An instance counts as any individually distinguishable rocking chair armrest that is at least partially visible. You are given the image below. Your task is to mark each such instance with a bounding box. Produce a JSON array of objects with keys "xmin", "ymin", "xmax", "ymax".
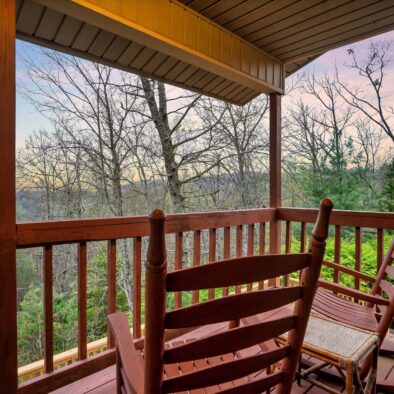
[
  {"xmin": 108, "ymin": 313, "xmax": 144, "ymax": 393},
  {"xmin": 318, "ymin": 279, "xmax": 389, "ymax": 306}
]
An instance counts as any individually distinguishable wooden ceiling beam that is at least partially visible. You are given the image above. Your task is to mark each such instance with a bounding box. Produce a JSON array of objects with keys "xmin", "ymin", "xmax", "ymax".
[{"xmin": 36, "ymin": 0, "xmax": 284, "ymax": 95}]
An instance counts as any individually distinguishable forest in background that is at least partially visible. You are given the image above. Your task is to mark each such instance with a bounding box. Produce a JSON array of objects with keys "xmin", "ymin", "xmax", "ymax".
[{"xmin": 16, "ymin": 40, "xmax": 394, "ymax": 367}]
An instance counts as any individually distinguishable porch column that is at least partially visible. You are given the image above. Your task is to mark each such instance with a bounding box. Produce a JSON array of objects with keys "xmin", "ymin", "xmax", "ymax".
[
  {"xmin": 269, "ymin": 93, "xmax": 282, "ymax": 257},
  {"xmin": 0, "ymin": 0, "xmax": 17, "ymax": 392}
]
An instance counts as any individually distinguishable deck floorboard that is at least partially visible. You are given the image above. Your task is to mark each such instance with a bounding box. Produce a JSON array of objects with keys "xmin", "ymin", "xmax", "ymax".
[{"xmin": 50, "ymin": 321, "xmax": 394, "ymax": 394}]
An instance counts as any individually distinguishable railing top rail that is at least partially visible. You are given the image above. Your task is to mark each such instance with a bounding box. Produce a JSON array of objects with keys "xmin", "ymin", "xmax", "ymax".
[
  {"xmin": 278, "ymin": 207, "xmax": 394, "ymax": 230},
  {"xmin": 16, "ymin": 208, "xmax": 275, "ymax": 248}
]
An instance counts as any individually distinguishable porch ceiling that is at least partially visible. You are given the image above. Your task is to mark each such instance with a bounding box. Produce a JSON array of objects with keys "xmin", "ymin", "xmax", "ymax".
[{"xmin": 16, "ymin": 0, "xmax": 394, "ymax": 105}]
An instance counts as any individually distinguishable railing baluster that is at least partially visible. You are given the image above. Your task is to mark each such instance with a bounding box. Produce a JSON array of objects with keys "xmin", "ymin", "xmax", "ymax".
[
  {"xmin": 284, "ymin": 221, "xmax": 292, "ymax": 286},
  {"xmin": 300, "ymin": 222, "xmax": 306, "ymax": 253},
  {"xmin": 235, "ymin": 224, "xmax": 242, "ymax": 294},
  {"xmin": 334, "ymin": 225, "xmax": 341, "ymax": 284},
  {"xmin": 192, "ymin": 230, "xmax": 201, "ymax": 304},
  {"xmin": 175, "ymin": 232, "xmax": 183, "ymax": 308},
  {"xmin": 208, "ymin": 228, "xmax": 216, "ymax": 300},
  {"xmin": 355, "ymin": 227, "xmax": 362, "ymax": 301},
  {"xmin": 222, "ymin": 226, "xmax": 230, "ymax": 296},
  {"xmin": 377, "ymin": 228, "xmax": 384, "ymax": 272},
  {"xmin": 107, "ymin": 239, "xmax": 116, "ymax": 348},
  {"xmin": 78, "ymin": 242, "xmax": 87, "ymax": 360},
  {"xmin": 247, "ymin": 224, "xmax": 254, "ymax": 291},
  {"xmin": 133, "ymin": 237, "xmax": 142, "ymax": 338},
  {"xmin": 44, "ymin": 245, "xmax": 53, "ymax": 373},
  {"xmin": 259, "ymin": 222, "xmax": 266, "ymax": 290}
]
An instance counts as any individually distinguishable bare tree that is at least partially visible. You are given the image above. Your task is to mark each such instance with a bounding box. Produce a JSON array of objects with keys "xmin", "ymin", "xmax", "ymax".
[
  {"xmin": 139, "ymin": 78, "xmax": 223, "ymax": 212},
  {"xmin": 197, "ymin": 96, "xmax": 269, "ymax": 208},
  {"xmin": 335, "ymin": 41, "xmax": 394, "ymax": 143},
  {"xmin": 20, "ymin": 49, "xmax": 152, "ymax": 311}
]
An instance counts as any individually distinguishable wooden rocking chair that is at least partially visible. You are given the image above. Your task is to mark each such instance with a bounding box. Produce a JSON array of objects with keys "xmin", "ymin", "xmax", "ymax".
[
  {"xmin": 108, "ymin": 199, "xmax": 333, "ymax": 394},
  {"xmin": 312, "ymin": 237, "xmax": 394, "ymax": 378}
]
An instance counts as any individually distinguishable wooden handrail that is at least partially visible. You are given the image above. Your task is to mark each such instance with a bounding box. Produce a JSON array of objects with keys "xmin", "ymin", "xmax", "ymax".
[
  {"xmin": 16, "ymin": 208, "xmax": 275, "ymax": 247},
  {"xmin": 277, "ymin": 207, "xmax": 394, "ymax": 229},
  {"xmin": 16, "ymin": 206, "xmax": 394, "ymax": 393}
]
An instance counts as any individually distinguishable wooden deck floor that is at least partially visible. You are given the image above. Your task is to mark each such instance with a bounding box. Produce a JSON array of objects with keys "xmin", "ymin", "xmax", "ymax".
[{"xmin": 52, "ymin": 321, "xmax": 394, "ymax": 394}]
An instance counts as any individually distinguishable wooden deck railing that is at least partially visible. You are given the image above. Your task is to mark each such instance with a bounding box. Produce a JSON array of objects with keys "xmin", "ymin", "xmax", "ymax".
[
  {"xmin": 16, "ymin": 208, "xmax": 275, "ymax": 394},
  {"xmin": 278, "ymin": 208, "xmax": 394, "ymax": 292},
  {"xmin": 16, "ymin": 207, "xmax": 394, "ymax": 393}
]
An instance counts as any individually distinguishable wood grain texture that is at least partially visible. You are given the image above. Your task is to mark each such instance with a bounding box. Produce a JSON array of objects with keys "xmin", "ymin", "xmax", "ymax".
[
  {"xmin": 163, "ymin": 346, "xmax": 290, "ymax": 392},
  {"xmin": 107, "ymin": 240, "xmax": 117, "ymax": 348},
  {"xmin": 16, "ymin": 208, "xmax": 275, "ymax": 247},
  {"xmin": 78, "ymin": 242, "xmax": 87, "ymax": 360},
  {"xmin": 44, "ymin": 245, "xmax": 54, "ymax": 373},
  {"xmin": 166, "ymin": 254, "xmax": 310, "ymax": 291},
  {"xmin": 269, "ymin": 93, "xmax": 281, "ymax": 287},
  {"xmin": 0, "ymin": 0, "xmax": 17, "ymax": 391},
  {"xmin": 133, "ymin": 237, "xmax": 142, "ymax": 338},
  {"xmin": 164, "ymin": 315, "xmax": 296, "ymax": 363},
  {"xmin": 165, "ymin": 286, "xmax": 303, "ymax": 329}
]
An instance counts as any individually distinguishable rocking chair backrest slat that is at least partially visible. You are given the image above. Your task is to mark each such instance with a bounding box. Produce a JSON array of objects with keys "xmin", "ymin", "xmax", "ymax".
[
  {"xmin": 163, "ymin": 314, "xmax": 297, "ymax": 363},
  {"xmin": 164, "ymin": 286, "xmax": 303, "ymax": 329},
  {"xmin": 114, "ymin": 199, "xmax": 333, "ymax": 394},
  {"xmin": 166, "ymin": 253, "xmax": 311, "ymax": 291}
]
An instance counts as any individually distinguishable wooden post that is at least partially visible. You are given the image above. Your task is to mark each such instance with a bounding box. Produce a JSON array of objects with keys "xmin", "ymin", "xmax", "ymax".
[
  {"xmin": 269, "ymin": 93, "xmax": 282, "ymax": 286},
  {"xmin": 144, "ymin": 210, "xmax": 167, "ymax": 394},
  {"xmin": 0, "ymin": 0, "xmax": 17, "ymax": 392}
]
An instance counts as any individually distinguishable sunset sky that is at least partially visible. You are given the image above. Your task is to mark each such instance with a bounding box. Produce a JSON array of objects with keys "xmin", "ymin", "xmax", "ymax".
[{"xmin": 15, "ymin": 30, "xmax": 394, "ymax": 148}]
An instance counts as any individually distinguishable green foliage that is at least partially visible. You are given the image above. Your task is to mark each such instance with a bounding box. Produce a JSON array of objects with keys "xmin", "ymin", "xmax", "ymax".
[
  {"xmin": 17, "ymin": 246, "xmax": 129, "ymax": 367},
  {"xmin": 380, "ymin": 158, "xmax": 394, "ymax": 212}
]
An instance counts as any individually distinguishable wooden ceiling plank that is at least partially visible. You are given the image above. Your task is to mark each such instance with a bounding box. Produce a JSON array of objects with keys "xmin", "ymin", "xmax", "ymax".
[
  {"xmin": 185, "ymin": 68, "xmax": 209, "ymax": 86},
  {"xmin": 35, "ymin": 8, "xmax": 65, "ymax": 41},
  {"xmin": 185, "ymin": 0, "xmax": 222, "ymax": 13},
  {"xmin": 87, "ymin": 30, "xmax": 116, "ymax": 57},
  {"xmin": 202, "ymin": 0, "xmax": 245, "ymax": 20},
  {"xmin": 237, "ymin": 88, "xmax": 258, "ymax": 104},
  {"xmin": 281, "ymin": 13, "xmax": 394, "ymax": 63},
  {"xmin": 250, "ymin": 0, "xmax": 355, "ymax": 46},
  {"xmin": 274, "ymin": 5, "xmax": 394, "ymax": 59},
  {"xmin": 16, "ymin": 0, "xmax": 45, "ymax": 35},
  {"xmin": 54, "ymin": 16, "xmax": 83, "ymax": 47},
  {"xmin": 164, "ymin": 61, "xmax": 190, "ymax": 81},
  {"xmin": 72, "ymin": 23, "xmax": 100, "ymax": 52},
  {"xmin": 154, "ymin": 57, "xmax": 181, "ymax": 77},
  {"xmin": 16, "ymin": 0, "xmax": 24, "ymax": 19},
  {"xmin": 202, "ymin": 75, "xmax": 225, "ymax": 92},
  {"xmin": 193, "ymin": 72, "xmax": 217, "ymax": 89},
  {"xmin": 142, "ymin": 52, "xmax": 169, "ymax": 74},
  {"xmin": 102, "ymin": 35, "xmax": 130, "ymax": 61},
  {"xmin": 117, "ymin": 41, "xmax": 144, "ymax": 66},
  {"xmin": 175, "ymin": 64, "xmax": 200, "ymax": 84},
  {"xmin": 225, "ymin": 84, "xmax": 248, "ymax": 101},
  {"xmin": 259, "ymin": 0, "xmax": 388, "ymax": 52},
  {"xmin": 129, "ymin": 46, "xmax": 157, "ymax": 70},
  {"xmin": 232, "ymin": 0, "xmax": 322, "ymax": 38},
  {"xmin": 211, "ymin": 78, "xmax": 233, "ymax": 95},
  {"xmin": 223, "ymin": 0, "xmax": 298, "ymax": 33}
]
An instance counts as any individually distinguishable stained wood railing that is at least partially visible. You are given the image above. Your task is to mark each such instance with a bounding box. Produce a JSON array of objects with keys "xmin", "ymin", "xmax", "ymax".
[
  {"xmin": 16, "ymin": 208, "xmax": 274, "ymax": 394},
  {"xmin": 277, "ymin": 208, "xmax": 394, "ymax": 293},
  {"xmin": 16, "ymin": 207, "xmax": 394, "ymax": 393}
]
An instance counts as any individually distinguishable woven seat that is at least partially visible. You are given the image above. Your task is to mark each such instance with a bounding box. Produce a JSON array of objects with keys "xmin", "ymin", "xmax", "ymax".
[{"xmin": 311, "ymin": 238, "xmax": 394, "ymax": 378}]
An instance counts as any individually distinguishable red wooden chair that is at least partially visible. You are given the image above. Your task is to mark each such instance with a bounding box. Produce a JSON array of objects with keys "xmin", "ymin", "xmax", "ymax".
[
  {"xmin": 312, "ymin": 238, "xmax": 394, "ymax": 378},
  {"xmin": 108, "ymin": 199, "xmax": 333, "ymax": 394}
]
